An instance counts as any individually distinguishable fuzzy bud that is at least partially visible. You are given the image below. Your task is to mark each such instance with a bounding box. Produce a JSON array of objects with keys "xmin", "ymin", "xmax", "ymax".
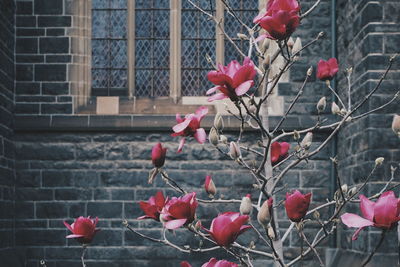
[
  {"xmin": 261, "ymin": 38, "xmax": 270, "ymax": 52},
  {"xmin": 340, "ymin": 108, "xmax": 347, "ymax": 115},
  {"xmin": 220, "ymin": 135, "xmax": 228, "ymax": 144},
  {"xmin": 257, "ymin": 198, "xmax": 273, "ymax": 228},
  {"xmin": 209, "ymin": 127, "xmax": 219, "ymax": 146},
  {"xmin": 307, "ymin": 66, "xmax": 313, "ymax": 76},
  {"xmin": 229, "ymin": 141, "xmax": 241, "ymax": 160},
  {"xmin": 267, "ymin": 225, "xmax": 275, "ymax": 240},
  {"xmin": 237, "ymin": 33, "xmax": 248, "ymax": 40},
  {"xmin": 293, "ymin": 130, "xmax": 300, "ymax": 141},
  {"xmin": 287, "ymin": 37, "xmax": 295, "ymax": 49},
  {"xmin": 292, "ymin": 37, "xmax": 302, "ymax": 55},
  {"xmin": 214, "ymin": 113, "xmax": 224, "ymax": 131},
  {"xmin": 341, "ymin": 184, "xmax": 348, "ymax": 194},
  {"xmin": 194, "ymin": 220, "xmax": 202, "ymax": 231},
  {"xmin": 392, "ymin": 114, "xmax": 400, "ymax": 137},
  {"xmin": 300, "ymin": 132, "xmax": 313, "ymax": 149},
  {"xmin": 263, "ymin": 54, "xmax": 271, "ymax": 69},
  {"xmin": 317, "ymin": 97, "xmax": 326, "ymax": 113},
  {"xmin": 240, "ymin": 194, "xmax": 253, "ymax": 215},
  {"xmin": 348, "ymin": 186, "xmax": 357, "ymax": 196},
  {"xmin": 313, "ymin": 211, "xmax": 320, "ymax": 220},
  {"xmin": 204, "ymin": 175, "xmax": 217, "ymax": 197},
  {"xmin": 331, "ymin": 102, "xmax": 341, "ymax": 115},
  {"xmin": 375, "ymin": 157, "xmax": 384, "ymax": 166}
]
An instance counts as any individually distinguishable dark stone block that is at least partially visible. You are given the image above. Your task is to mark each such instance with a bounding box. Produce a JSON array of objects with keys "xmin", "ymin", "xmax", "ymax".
[
  {"xmin": 16, "ymin": 15, "xmax": 36, "ymax": 27},
  {"xmin": 16, "ymin": 28, "xmax": 45, "ymax": 36},
  {"xmin": 16, "ymin": 82, "xmax": 40, "ymax": 95},
  {"xmin": 34, "ymin": 0, "xmax": 63, "ymax": 15},
  {"xmin": 87, "ymin": 202, "xmax": 122, "ymax": 218},
  {"xmin": 46, "ymin": 55, "xmax": 71, "ymax": 63},
  {"xmin": 16, "ymin": 143, "xmax": 75, "ymax": 160},
  {"xmin": 15, "ymin": 103, "xmax": 39, "ymax": 114},
  {"xmin": 36, "ymin": 202, "xmax": 68, "ymax": 218},
  {"xmin": 43, "ymin": 171, "xmax": 73, "ymax": 187},
  {"xmin": 42, "ymin": 82, "xmax": 69, "ymax": 95},
  {"xmin": 16, "ymin": 64, "xmax": 33, "ymax": 81},
  {"xmin": 40, "ymin": 37, "xmax": 69, "ymax": 53},
  {"xmin": 46, "ymin": 28, "xmax": 65, "ymax": 36},
  {"xmin": 17, "ymin": 1, "xmax": 33, "ymax": 15},
  {"xmin": 16, "ymin": 229, "xmax": 65, "ymax": 246},
  {"xmin": 16, "ymin": 38, "xmax": 37, "ymax": 53},
  {"xmin": 16, "ymin": 55, "xmax": 44, "ymax": 63},
  {"xmin": 35, "ymin": 64, "xmax": 66, "ymax": 81},
  {"xmin": 55, "ymin": 188, "xmax": 92, "ymax": 200},
  {"xmin": 41, "ymin": 103, "xmax": 72, "ymax": 114},
  {"xmin": 38, "ymin": 16, "xmax": 71, "ymax": 27}
]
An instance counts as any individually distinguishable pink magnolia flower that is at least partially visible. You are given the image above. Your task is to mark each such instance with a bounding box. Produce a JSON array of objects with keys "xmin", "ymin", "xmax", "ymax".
[
  {"xmin": 138, "ymin": 191, "xmax": 167, "ymax": 222},
  {"xmin": 203, "ymin": 212, "xmax": 251, "ymax": 247},
  {"xmin": 63, "ymin": 216, "xmax": 100, "ymax": 244},
  {"xmin": 316, "ymin": 58, "xmax": 339, "ymax": 81},
  {"xmin": 151, "ymin": 143, "xmax": 167, "ymax": 168},
  {"xmin": 285, "ymin": 190, "xmax": 312, "ymax": 222},
  {"xmin": 172, "ymin": 106, "xmax": 208, "ymax": 152},
  {"xmin": 181, "ymin": 259, "xmax": 238, "ymax": 267},
  {"xmin": 206, "ymin": 57, "xmax": 256, "ymax": 102},
  {"xmin": 161, "ymin": 192, "xmax": 198, "ymax": 230},
  {"xmin": 341, "ymin": 191, "xmax": 400, "ymax": 240},
  {"xmin": 204, "ymin": 175, "xmax": 217, "ymax": 197},
  {"xmin": 254, "ymin": 0, "xmax": 300, "ymax": 40},
  {"xmin": 271, "ymin": 141, "xmax": 290, "ymax": 165}
]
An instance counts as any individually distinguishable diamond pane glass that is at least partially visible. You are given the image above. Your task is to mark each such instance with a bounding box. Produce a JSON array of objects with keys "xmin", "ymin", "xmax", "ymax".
[
  {"xmin": 153, "ymin": 70, "xmax": 169, "ymax": 96},
  {"xmin": 135, "ymin": 69, "xmax": 152, "ymax": 97},
  {"xmin": 153, "ymin": 10, "xmax": 170, "ymax": 37},
  {"xmin": 135, "ymin": 11, "xmax": 152, "ymax": 37},
  {"xmin": 135, "ymin": 40, "xmax": 152, "ymax": 67},
  {"xmin": 154, "ymin": 39, "xmax": 169, "ymax": 67},
  {"xmin": 92, "ymin": 0, "xmax": 128, "ymax": 96}
]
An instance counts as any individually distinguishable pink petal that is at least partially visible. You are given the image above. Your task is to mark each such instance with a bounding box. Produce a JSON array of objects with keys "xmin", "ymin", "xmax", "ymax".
[
  {"xmin": 63, "ymin": 221, "xmax": 74, "ymax": 233},
  {"xmin": 173, "ymin": 118, "xmax": 192, "ymax": 133},
  {"xmin": 234, "ymin": 80, "xmax": 253, "ymax": 96},
  {"xmin": 359, "ymin": 195, "xmax": 375, "ymax": 221},
  {"xmin": 177, "ymin": 137, "xmax": 186, "ymax": 153},
  {"xmin": 340, "ymin": 213, "xmax": 374, "ymax": 228},
  {"xmin": 206, "ymin": 86, "xmax": 221, "ymax": 95},
  {"xmin": 66, "ymin": 234, "xmax": 84, "ymax": 239},
  {"xmin": 351, "ymin": 227, "xmax": 366, "ymax": 241},
  {"xmin": 254, "ymin": 34, "xmax": 268, "ymax": 43},
  {"xmin": 194, "ymin": 128, "xmax": 207, "ymax": 144},
  {"xmin": 164, "ymin": 218, "xmax": 187, "ymax": 230},
  {"xmin": 374, "ymin": 191, "xmax": 398, "ymax": 228},
  {"xmin": 207, "ymin": 93, "xmax": 228, "ymax": 102},
  {"xmin": 195, "ymin": 106, "xmax": 209, "ymax": 121},
  {"xmin": 176, "ymin": 114, "xmax": 184, "ymax": 123}
]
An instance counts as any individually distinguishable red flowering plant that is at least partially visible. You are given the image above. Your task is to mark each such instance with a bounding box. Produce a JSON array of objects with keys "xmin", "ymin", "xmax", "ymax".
[{"xmin": 63, "ymin": 0, "xmax": 399, "ymax": 266}]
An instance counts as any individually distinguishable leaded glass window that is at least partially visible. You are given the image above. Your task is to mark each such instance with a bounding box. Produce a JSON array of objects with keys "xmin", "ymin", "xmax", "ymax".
[
  {"xmin": 135, "ymin": 0, "xmax": 170, "ymax": 98},
  {"xmin": 224, "ymin": 0, "xmax": 259, "ymax": 63},
  {"xmin": 92, "ymin": 0, "xmax": 128, "ymax": 96},
  {"xmin": 181, "ymin": 1, "xmax": 216, "ymax": 96}
]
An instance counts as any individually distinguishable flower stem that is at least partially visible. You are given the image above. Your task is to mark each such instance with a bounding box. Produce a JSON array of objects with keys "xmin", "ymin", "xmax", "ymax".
[
  {"xmin": 81, "ymin": 245, "xmax": 87, "ymax": 267},
  {"xmin": 361, "ymin": 230, "xmax": 386, "ymax": 267}
]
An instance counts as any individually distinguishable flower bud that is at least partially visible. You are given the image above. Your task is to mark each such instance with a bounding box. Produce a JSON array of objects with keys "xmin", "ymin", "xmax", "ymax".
[
  {"xmin": 392, "ymin": 114, "xmax": 400, "ymax": 137},
  {"xmin": 220, "ymin": 135, "xmax": 228, "ymax": 144},
  {"xmin": 331, "ymin": 102, "xmax": 341, "ymax": 115},
  {"xmin": 209, "ymin": 127, "xmax": 219, "ymax": 146},
  {"xmin": 292, "ymin": 37, "xmax": 302, "ymax": 55},
  {"xmin": 263, "ymin": 54, "xmax": 271, "ymax": 69},
  {"xmin": 300, "ymin": 132, "xmax": 313, "ymax": 149},
  {"xmin": 375, "ymin": 157, "xmax": 384, "ymax": 166},
  {"xmin": 317, "ymin": 97, "xmax": 326, "ymax": 113},
  {"xmin": 287, "ymin": 37, "xmax": 295, "ymax": 49},
  {"xmin": 229, "ymin": 141, "xmax": 241, "ymax": 159},
  {"xmin": 340, "ymin": 108, "xmax": 347, "ymax": 115},
  {"xmin": 261, "ymin": 38, "xmax": 270, "ymax": 52},
  {"xmin": 194, "ymin": 220, "xmax": 202, "ymax": 231},
  {"xmin": 267, "ymin": 225, "xmax": 275, "ymax": 239},
  {"xmin": 307, "ymin": 66, "xmax": 313, "ymax": 76},
  {"xmin": 204, "ymin": 175, "xmax": 217, "ymax": 197},
  {"xmin": 214, "ymin": 113, "xmax": 224, "ymax": 131},
  {"xmin": 257, "ymin": 198, "xmax": 273, "ymax": 228},
  {"xmin": 152, "ymin": 143, "xmax": 167, "ymax": 168},
  {"xmin": 237, "ymin": 33, "xmax": 248, "ymax": 40},
  {"xmin": 293, "ymin": 130, "xmax": 300, "ymax": 140},
  {"xmin": 341, "ymin": 184, "xmax": 348, "ymax": 194},
  {"xmin": 240, "ymin": 194, "xmax": 252, "ymax": 215}
]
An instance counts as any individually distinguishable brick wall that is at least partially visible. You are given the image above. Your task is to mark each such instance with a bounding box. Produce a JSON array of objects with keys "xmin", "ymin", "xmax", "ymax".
[
  {"xmin": 335, "ymin": 0, "xmax": 400, "ymax": 264},
  {"xmin": 0, "ymin": 0, "xmax": 16, "ymax": 265}
]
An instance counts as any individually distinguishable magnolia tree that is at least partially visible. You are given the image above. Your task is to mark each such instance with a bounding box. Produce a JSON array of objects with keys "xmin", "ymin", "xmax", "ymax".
[{"xmin": 59, "ymin": 0, "xmax": 400, "ymax": 267}]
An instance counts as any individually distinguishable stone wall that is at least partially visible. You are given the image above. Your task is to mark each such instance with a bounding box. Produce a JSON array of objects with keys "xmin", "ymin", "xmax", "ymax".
[
  {"xmin": 335, "ymin": 0, "xmax": 400, "ymax": 264},
  {"xmin": 0, "ymin": 0, "xmax": 16, "ymax": 265}
]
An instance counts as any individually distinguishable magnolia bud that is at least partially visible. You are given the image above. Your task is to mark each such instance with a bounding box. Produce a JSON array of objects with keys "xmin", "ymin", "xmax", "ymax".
[
  {"xmin": 340, "ymin": 108, "xmax": 347, "ymax": 115},
  {"xmin": 257, "ymin": 198, "xmax": 273, "ymax": 228},
  {"xmin": 237, "ymin": 33, "xmax": 248, "ymax": 40},
  {"xmin": 204, "ymin": 175, "xmax": 217, "ymax": 197},
  {"xmin": 307, "ymin": 66, "xmax": 313, "ymax": 76},
  {"xmin": 194, "ymin": 220, "xmax": 202, "ymax": 231},
  {"xmin": 300, "ymin": 132, "xmax": 313, "ymax": 149},
  {"xmin": 317, "ymin": 97, "xmax": 326, "ymax": 113},
  {"xmin": 375, "ymin": 157, "xmax": 384, "ymax": 166},
  {"xmin": 313, "ymin": 210, "xmax": 320, "ymax": 220},
  {"xmin": 229, "ymin": 141, "xmax": 241, "ymax": 159},
  {"xmin": 261, "ymin": 38, "xmax": 270, "ymax": 52},
  {"xmin": 293, "ymin": 130, "xmax": 300, "ymax": 140},
  {"xmin": 209, "ymin": 127, "xmax": 219, "ymax": 146},
  {"xmin": 392, "ymin": 114, "xmax": 400, "ymax": 137},
  {"xmin": 287, "ymin": 37, "xmax": 294, "ymax": 48},
  {"xmin": 240, "ymin": 194, "xmax": 253, "ymax": 215},
  {"xmin": 267, "ymin": 225, "xmax": 275, "ymax": 240},
  {"xmin": 220, "ymin": 135, "xmax": 228, "ymax": 144},
  {"xmin": 214, "ymin": 113, "xmax": 224, "ymax": 131},
  {"xmin": 292, "ymin": 37, "xmax": 302, "ymax": 55},
  {"xmin": 263, "ymin": 54, "xmax": 271, "ymax": 69},
  {"xmin": 249, "ymin": 104, "xmax": 257, "ymax": 115},
  {"xmin": 348, "ymin": 186, "xmax": 357, "ymax": 196},
  {"xmin": 341, "ymin": 184, "xmax": 348, "ymax": 194},
  {"xmin": 331, "ymin": 102, "xmax": 341, "ymax": 115}
]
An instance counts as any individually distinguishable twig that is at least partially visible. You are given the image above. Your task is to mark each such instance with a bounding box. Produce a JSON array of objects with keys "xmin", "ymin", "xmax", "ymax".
[
  {"xmin": 81, "ymin": 245, "xmax": 87, "ymax": 267},
  {"xmin": 361, "ymin": 230, "xmax": 386, "ymax": 267},
  {"xmin": 301, "ymin": 0, "xmax": 322, "ymax": 19}
]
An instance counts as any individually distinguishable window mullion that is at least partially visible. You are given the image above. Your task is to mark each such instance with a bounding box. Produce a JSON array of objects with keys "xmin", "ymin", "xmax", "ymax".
[
  {"xmin": 127, "ymin": 0, "xmax": 135, "ymax": 98},
  {"xmin": 170, "ymin": 0, "xmax": 181, "ymax": 102},
  {"xmin": 216, "ymin": 0, "xmax": 224, "ymax": 65}
]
